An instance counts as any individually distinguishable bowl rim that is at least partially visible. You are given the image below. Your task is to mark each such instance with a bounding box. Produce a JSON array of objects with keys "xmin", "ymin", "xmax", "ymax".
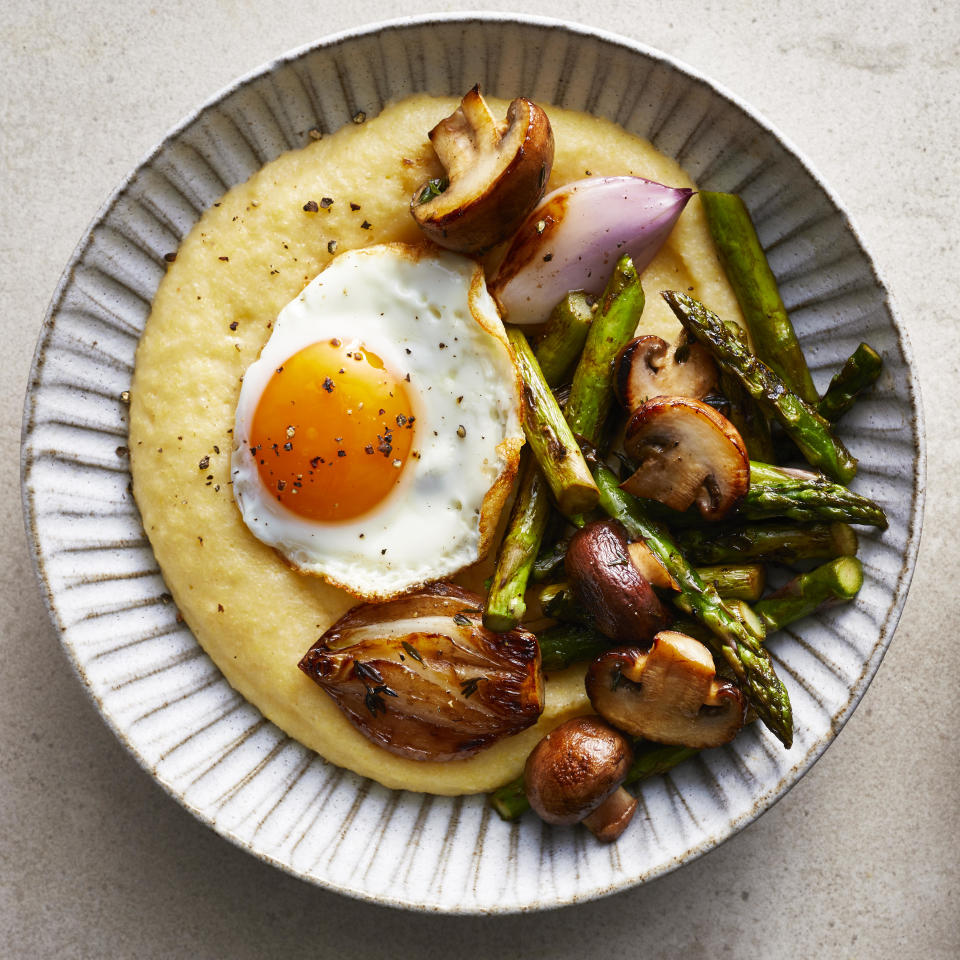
[{"xmin": 20, "ymin": 11, "xmax": 926, "ymax": 913}]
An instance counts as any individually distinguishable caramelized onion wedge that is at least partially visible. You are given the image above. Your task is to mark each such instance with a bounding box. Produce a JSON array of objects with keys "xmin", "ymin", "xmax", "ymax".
[
  {"xmin": 565, "ymin": 519, "xmax": 673, "ymax": 645},
  {"xmin": 621, "ymin": 397, "xmax": 749, "ymax": 520},
  {"xmin": 524, "ymin": 716, "xmax": 637, "ymax": 842},
  {"xmin": 490, "ymin": 176, "xmax": 692, "ymax": 326},
  {"xmin": 614, "ymin": 334, "xmax": 717, "ymax": 412},
  {"xmin": 298, "ymin": 583, "xmax": 543, "ymax": 761},
  {"xmin": 411, "ymin": 87, "xmax": 554, "ymax": 253},
  {"xmin": 586, "ymin": 632, "xmax": 746, "ymax": 749}
]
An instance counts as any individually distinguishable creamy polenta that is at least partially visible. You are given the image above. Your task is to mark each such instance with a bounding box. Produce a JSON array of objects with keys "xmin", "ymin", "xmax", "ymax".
[{"xmin": 129, "ymin": 95, "xmax": 744, "ymax": 795}]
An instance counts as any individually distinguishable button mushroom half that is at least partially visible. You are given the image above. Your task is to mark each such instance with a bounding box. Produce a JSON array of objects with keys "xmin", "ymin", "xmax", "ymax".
[
  {"xmin": 586, "ymin": 631, "xmax": 747, "ymax": 749},
  {"xmin": 614, "ymin": 334, "xmax": 717, "ymax": 412},
  {"xmin": 411, "ymin": 86, "xmax": 554, "ymax": 253},
  {"xmin": 564, "ymin": 519, "xmax": 673, "ymax": 646},
  {"xmin": 620, "ymin": 396, "xmax": 749, "ymax": 520},
  {"xmin": 524, "ymin": 716, "xmax": 638, "ymax": 842}
]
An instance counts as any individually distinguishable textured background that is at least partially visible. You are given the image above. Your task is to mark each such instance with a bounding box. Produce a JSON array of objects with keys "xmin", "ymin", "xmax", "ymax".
[{"xmin": 3, "ymin": 1, "xmax": 957, "ymax": 957}]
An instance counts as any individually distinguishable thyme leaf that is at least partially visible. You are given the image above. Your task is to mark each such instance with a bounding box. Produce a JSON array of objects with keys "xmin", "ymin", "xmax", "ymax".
[
  {"xmin": 417, "ymin": 177, "xmax": 449, "ymax": 204},
  {"xmin": 354, "ymin": 660, "xmax": 385, "ymax": 685},
  {"xmin": 401, "ymin": 641, "xmax": 423, "ymax": 664},
  {"xmin": 364, "ymin": 688, "xmax": 386, "ymax": 716}
]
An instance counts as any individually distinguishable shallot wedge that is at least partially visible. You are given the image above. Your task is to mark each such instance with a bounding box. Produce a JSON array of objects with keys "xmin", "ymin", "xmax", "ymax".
[
  {"xmin": 490, "ymin": 176, "xmax": 693, "ymax": 326},
  {"xmin": 298, "ymin": 583, "xmax": 543, "ymax": 761}
]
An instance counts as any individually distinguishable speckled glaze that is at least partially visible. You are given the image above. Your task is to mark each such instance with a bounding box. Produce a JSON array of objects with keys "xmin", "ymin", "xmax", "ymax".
[{"xmin": 20, "ymin": 15, "xmax": 924, "ymax": 913}]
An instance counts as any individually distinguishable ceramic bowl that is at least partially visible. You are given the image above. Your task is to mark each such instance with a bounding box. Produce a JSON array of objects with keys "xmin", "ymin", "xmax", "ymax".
[{"xmin": 21, "ymin": 14, "xmax": 924, "ymax": 913}]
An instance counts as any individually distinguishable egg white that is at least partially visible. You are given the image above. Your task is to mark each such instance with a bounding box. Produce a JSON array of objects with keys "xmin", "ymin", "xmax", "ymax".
[{"xmin": 231, "ymin": 243, "xmax": 524, "ymax": 599}]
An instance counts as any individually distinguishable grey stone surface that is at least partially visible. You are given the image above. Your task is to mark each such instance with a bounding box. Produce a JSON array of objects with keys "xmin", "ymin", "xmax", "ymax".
[{"xmin": 2, "ymin": 1, "xmax": 957, "ymax": 956}]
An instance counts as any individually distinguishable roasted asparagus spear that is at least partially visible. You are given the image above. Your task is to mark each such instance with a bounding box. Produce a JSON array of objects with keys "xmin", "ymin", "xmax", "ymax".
[
  {"xmin": 677, "ymin": 521, "xmax": 858, "ymax": 565},
  {"xmin": 506, "ymin": 328, "xmax": 599, "ymax": 516},
  {"xmin": 817, "ymin": 342, "xmax": 883, "ymax": 422},
  {"xmin": 700, "ymin": 190, "xmax": 818, "ymax": 403},
  {"xmin": 663, "ymin": 290, "xmax": 857, "ymax": 484},
  {"xmin": 744, "ymin": 461, "xmax": 887, "ymax": 528},
  {"xmin": 755, "ymin": 556, "xmax": 863, "ymax": 632},
  {"xmin": 565, "ymin": 255, "xmax": 645, "ymax": 448}
]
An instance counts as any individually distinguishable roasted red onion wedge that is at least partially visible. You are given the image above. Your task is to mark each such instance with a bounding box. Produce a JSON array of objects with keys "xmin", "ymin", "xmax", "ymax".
[
  {"xmin": 298, "ymin": 583, "xmax": 544, "ymax": 761},
  {"xmin": 621, "ymin": 397, "xmax": 749, "ymax": 520},
  {"xmin": 586, "ymin": 632, "xmax": 746, "ymax": 749},
  {"xmin": 489, "ymin": 176, "xmax": 693, "ymax": 326}
]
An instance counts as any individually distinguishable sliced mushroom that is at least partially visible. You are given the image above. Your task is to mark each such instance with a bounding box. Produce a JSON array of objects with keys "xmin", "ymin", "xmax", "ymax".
[
  {"xmin": 298, "ymin": 583, "xmax": 543, "ymax": 761},
  {"xmin": 586, "ymin": 631, "xmax": 746, "ymax": 749},
  {"xmin": 524, "ymin": 716, "xmax": 638, "ymax": 842},
  {"xmin": 621, "ymin": 397, "xmax": 749, "ymax": 520},
  {"xmin": 565, "ymin": 519, "xmax": 673, "ymax": 646},
  {"xmin": 626, "ymin": 540, "xmax": 679, "ymax": 591},
  {"xmin": 410, "ymin": 87, "xmax": 554, "ymax": 253},
  {"xmin": 614, "ymin": 334, "xmax": 717, "ymax": 412}
]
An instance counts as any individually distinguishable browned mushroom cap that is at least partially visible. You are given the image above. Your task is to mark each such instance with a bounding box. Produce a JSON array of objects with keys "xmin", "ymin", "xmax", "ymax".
[
  {"xmin": 565, "ymin": 519, "xmax": 673, "ymax": 645},
  {"xmin": 586, "ymin": 632, "xmax": 747, "ymax": 749},
  {"xmin": 614, "ymin": 334, "xmax": 717, "ymax": 412},
  {"xmin": 621, "ymin": 397, "xmax": 749, "ymax": 520},
  {"xmin": 524, "ymin": 716, "xmax": 638, "ymax": 842},
  {"xmin": 410, "ymin": 87, "xmax": 554, "ymax": 253}
]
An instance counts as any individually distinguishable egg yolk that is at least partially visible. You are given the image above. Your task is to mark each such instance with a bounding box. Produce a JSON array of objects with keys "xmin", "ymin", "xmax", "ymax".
[{"xmin": 249, "ymin": 339, "xmax": 416, "ymax": 522}]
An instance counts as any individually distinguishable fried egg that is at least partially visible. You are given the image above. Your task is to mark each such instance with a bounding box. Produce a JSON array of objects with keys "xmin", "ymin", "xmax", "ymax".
[{"xmin": 231, "ymin": 243, "xmax": 524, "ymax": 600}]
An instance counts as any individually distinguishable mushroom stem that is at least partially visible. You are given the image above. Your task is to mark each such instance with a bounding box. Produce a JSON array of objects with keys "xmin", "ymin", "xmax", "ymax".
[{"xmin": 582, "ymin": 786, "xmax": 638, "ymax": 842}]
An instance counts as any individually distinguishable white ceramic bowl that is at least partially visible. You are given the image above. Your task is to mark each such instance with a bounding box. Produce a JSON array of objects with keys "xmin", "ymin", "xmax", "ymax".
[{"xmin": 21, "ymin": 14, "xmax": 924, "ymax": 913}]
